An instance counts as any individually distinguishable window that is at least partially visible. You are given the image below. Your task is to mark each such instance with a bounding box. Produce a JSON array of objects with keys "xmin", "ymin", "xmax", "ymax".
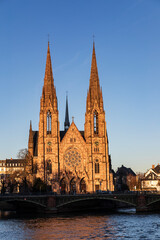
[
  {"xmin": 47, "ymin": 147, "xmax": 52, "ymax": 152},
  {"xmin": 94, "ymin": 111, "xmax": 98, "ymax": 134},
  {"xmin": 95, "ymin": 160, "xmax": 99, "ymax": 174},
  {"xmin": 33, "ymin": 162, "xmax": 38, "ymax": 174},
  {"xmin": 70, "ymin": 138, "xmax": 76, "ymax": 143},
  {"xmin": 46, "ymin": 160, "xmax": 52, "ymax": 174},
  {"xmin": 94, "ymin": 147, "xmax": 99, "ymax": 152},
  {"xmin": 64, "ymin": 148, "xmax": 81, "ymax": 168},
  {"xmin": 47, "ymin": 111, "xmax": 52, "ymax": 134}
]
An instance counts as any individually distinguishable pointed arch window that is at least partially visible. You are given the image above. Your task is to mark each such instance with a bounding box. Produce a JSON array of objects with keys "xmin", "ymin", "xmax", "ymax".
[
  {"xmin": 94, "ymin": 111, "xmax": 98, "ymax": 134},
  {"xmin": 95, "ymin": 159, "xmax": 99, "ymax": 174},
  {"xmin": 46, "ymin": 160, "xmax": 52, "ymax": 174},
  {"xmin": 47, "ymin": 111, "xmax": 52, "ymax": 134}
]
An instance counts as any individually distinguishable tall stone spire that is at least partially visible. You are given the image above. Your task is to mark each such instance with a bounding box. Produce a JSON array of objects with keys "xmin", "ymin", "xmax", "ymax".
[
  {"xmin": 86, "ymin": 42, "xmax": 103, "ymax": 112},
  {"xmin": 44, "ymin": 41, "xmax": 54, "ymax": 84},
  {"xmin": 64, "ymin": 93, "xmax": 70, "ymax": 131},
  {"xmin": 38, "ymin": 42, "xmax": 60, "ymax": 180},
  {"xmin": 41, "ymin": 42, "xmax": 57, "ymax": 110}
]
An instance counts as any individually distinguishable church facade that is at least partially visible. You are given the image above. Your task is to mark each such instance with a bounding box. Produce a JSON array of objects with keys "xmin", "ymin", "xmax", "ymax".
[{"xmin": 28, "ymin": 42, "xmax": 114, "ymax": 193}]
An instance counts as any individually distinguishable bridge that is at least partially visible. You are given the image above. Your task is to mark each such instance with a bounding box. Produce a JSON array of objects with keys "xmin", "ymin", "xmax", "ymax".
[{"xmin": 0, "ymin": 193, "xmax": 160, "ymax": 213}]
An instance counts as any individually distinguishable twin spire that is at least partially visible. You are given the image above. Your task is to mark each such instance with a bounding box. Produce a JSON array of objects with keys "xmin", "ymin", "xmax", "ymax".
[{"xmin": 41, "ymin": 41, "xmax": 103, "ymax": 124}]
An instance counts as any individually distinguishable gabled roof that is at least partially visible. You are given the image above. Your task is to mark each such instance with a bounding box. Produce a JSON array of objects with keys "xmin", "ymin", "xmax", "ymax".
[
  {"xmin": 60, "ymin": 121, "xmax": 86, "ymax": 146},
  {"xmin": 60, "ymin": 130, "xmax": 85, "ymax": 141},
  {"xmin": 154, "ymin": 165, "xmax": 160, "ymax": 174},
  {"xmin": 144, "ymin": 165, "xmax": 160, "ymax": 178},
  {"xmin": 116, "ymin": 165, "xmax": 136, "ymax": 176}
]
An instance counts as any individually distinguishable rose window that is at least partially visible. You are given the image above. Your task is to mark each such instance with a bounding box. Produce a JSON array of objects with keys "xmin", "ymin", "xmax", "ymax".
[{"xmin": 64, "ymin": 148, "xmax": 81, "ymax": 168}]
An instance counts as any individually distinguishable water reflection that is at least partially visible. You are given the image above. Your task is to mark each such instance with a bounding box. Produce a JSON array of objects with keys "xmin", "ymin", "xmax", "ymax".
[{"xmin": 0, "ymin": 210, "xmax": 160, "ymax": 239}]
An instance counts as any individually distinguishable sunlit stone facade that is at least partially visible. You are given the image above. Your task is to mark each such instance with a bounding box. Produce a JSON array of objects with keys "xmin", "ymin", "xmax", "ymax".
[{"xmin": 28, "ymin": 42, "xmax": 114, "ymax": 193}]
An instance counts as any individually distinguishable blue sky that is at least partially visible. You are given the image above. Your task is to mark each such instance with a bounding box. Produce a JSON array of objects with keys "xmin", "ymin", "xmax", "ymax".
[{"xmin": 0, "ymin": 0, "xmax": 160, "ymax": 173}]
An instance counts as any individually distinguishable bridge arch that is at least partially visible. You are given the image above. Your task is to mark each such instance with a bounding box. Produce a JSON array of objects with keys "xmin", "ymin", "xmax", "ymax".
[
  {"xmin": 56, "ymin": 195, "xmax": 136, "ymax": 210},
  {"xmin": 2, "ymin": 199, "xmax": 47, "ymax": 213},
  {"xmin": 146, "ymin": 198, "xmax": 160, "ymax": 207}
]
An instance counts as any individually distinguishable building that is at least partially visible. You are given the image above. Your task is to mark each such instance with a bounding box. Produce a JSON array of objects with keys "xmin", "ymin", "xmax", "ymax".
[
  {"xmin": 141, "ymin": 164, "xmax": 160, "ymax": 192},
  {"xmin": 28, "ymin": 42, "xmax": 114, "ymax": 193},
  {"xmin": 0, "ymin": 159, "xmax": 25, "ymax": 192},
  {"xmin": 115, "ymin": 165, "xmax": 137, "ymax": 191},
  {"xmin": 0, "ymin": 159, "xmax": 25, "ymax": 178}
]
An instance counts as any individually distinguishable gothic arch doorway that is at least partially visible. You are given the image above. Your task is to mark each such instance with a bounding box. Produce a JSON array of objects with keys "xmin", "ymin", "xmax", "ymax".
[
  {"xmin": 80, "ymin": 178, "xmax": 86, "ymax": 193},
  {"xmin": 70, "ymin": 178, "xmax": 76, "ymax": 194},
  {"xmin": 60, "ymin": 178, "xmax": 66, "ymax": 194}
]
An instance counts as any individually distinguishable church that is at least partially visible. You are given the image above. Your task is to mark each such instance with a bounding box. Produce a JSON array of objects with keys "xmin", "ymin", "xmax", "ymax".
[{"xmin": 28, "ymin": 42, "xmax": 114, "ymax": 193}]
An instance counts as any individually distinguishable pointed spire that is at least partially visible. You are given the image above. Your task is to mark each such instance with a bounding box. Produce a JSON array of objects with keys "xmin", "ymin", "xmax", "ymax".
[
  {"xmin": 64, "ymin": 93, "xmax": 70, "ymax": 131},
  {"xmin": 44, "ymin": 41, "xmax": 54, "ymax": 84},
  {"xmin": 41, "ymin": 42, "xmax": 57, "ymax": 110},
  {"xmin": 86, "ymin": 42, "xmax": 104, "ymax": 111},
  {"xmin": 89, "ymin": 41, "xmax": 99, "ymax": 90}
]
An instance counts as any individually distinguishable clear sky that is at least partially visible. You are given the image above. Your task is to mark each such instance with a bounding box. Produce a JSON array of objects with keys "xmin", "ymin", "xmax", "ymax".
[{"xmin": 0, "ymin": 0, "xmax": 160, "ymax": 173}]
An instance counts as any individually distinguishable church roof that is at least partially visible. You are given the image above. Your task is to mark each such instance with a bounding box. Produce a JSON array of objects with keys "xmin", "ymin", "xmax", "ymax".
[
  {"xmin": 60, "ymin": 131, "xmax": 66, "ymax": 141},
  {"xmin": 60, "ymin": 130, "xmax": 85, "ymax": 141},
  {"xmin": 33, "ymin": 131, "xmax": 38, "ymax": 156},
  {"xmin": 32, "ymin": 130, "xmax": 85, "ymax": 156}
]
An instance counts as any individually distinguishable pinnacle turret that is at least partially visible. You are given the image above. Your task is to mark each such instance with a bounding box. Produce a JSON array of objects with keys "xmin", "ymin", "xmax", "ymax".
[
  {"xmin": 28, "ymin": 120, "xmax": 34, "ymax": 156},
  {"xmin": 28, "ymin": 120, "xmax": 33, "ymax": 142}
]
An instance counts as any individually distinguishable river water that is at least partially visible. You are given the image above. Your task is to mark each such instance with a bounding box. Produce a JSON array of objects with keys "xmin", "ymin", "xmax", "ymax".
[{"xmin": 0, "ymin": 209, "xmax": 160, "ymax": 240}]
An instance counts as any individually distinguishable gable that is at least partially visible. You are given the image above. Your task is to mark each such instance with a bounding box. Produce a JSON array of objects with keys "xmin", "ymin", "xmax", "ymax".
[
  {"xmin": 60, "ymin": 122, "xmax": 86, "ymax": 148},
  {"xmin": 144, "ymin": 168, "xmax": 158, "ymax": 180}
]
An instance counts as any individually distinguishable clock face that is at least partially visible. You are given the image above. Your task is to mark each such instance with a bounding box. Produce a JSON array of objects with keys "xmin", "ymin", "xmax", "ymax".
[
  {"xmin": 95, "ymin": 141, "xmax": 99, "ymax": 146},
  {"xmin": 47, "ymin": 141, "xmax": 51, "ymax": 146},
  {"xmin": 64, "ymin": 148, "xmax": 81, "ymax": 168}
]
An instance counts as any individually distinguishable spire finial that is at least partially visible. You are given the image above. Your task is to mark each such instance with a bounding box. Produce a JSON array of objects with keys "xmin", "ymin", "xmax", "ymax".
[{"xmin": 93, "ymin": 34, "xmax": 95, "ymax": 44}]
